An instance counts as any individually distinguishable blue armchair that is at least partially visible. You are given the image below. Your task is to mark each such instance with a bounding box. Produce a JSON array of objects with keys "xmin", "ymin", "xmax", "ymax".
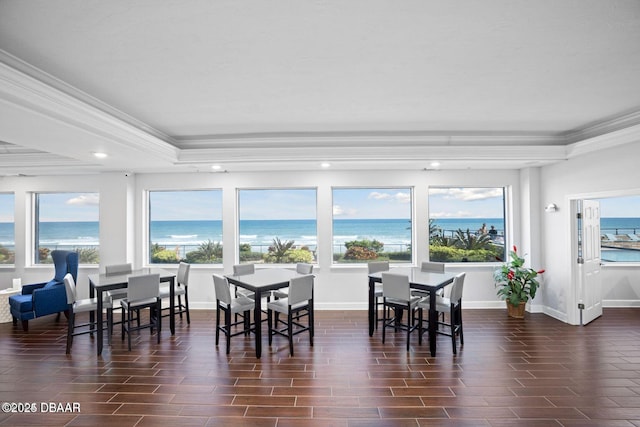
[{"xmin": 9, "ymin": 250, "xmax": 79, "ymax": 331}]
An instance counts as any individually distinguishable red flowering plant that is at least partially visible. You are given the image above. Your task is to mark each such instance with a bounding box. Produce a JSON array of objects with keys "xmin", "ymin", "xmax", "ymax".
[{"xmin": 494, "ymin": 246, "xmax": 545, "ymax": 306}]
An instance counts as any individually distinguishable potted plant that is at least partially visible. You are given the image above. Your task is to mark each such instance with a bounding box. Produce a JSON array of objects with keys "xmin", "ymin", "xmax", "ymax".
[{"xmin": 494, "ymin": 245, "xmax": 545, "ymax": 318}]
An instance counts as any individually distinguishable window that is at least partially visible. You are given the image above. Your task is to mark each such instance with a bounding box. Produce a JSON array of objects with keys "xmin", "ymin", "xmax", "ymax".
[
  {"xmin": 34, "ymin": 192, "xmax": 100, "ymax": 264},
  {"xmin": 596, "ymin": 195, "xmax": 640, "ymax": 263},
  {"xmin": 332, "ymin": 188, "xmax": 412, "ymax": 264},
  {"xmin": 149, "ymin": 190, "xmax": 223, "ymax": 264},
  {"xmin": 238, "ymin": 189, "xmax": 317, "ymax": 264},
  {"xmin": 0, "ymin": 193, "xmax": 15, "ymax": 265},
  {"xmin": 428, "ymin": 187, "xmax": 506, "ymax": 263}
]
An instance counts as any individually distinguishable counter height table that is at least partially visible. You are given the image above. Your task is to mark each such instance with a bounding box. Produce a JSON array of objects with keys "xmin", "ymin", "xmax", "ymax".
[
  {"xmin": 368, "ymin": 267, "xmax": 456, "ymax": 357},
  {"xmin": 89, "ymin": 268, "xmax": 176, "ymax": 356},
  {"xmin": 226, "ymin": 268, "xmax": 303, "ymax": 358}
]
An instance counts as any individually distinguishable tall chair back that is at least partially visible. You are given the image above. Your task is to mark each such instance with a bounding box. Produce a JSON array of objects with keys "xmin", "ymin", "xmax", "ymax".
[
  {"xmin": 127, "ymin": 274, "xmax": 160, "ymax": 301},
  {"xmin": 296, "ymin": 263, "xmax": 313, "ymax": 274},
  {"xmin": 233, "ymin": 263, "xmax": 255, "ymax": 276},
  {"xmin": 63, "ymin": 273, "xmax": 77, "ymax": 305},
  {"xmin": 177, "ymin": 262, "xmax": 190, "ymax": 285},
  {"xmin": 450, "ymin": 273, "xmax": 466, "ymax": 304},
  {"xmin": 381, "ymin": 272, "xmax": 410, "ymax": 301},
  {"xmin": 105, "ymin": 263, "xmax": 132, "ymax": 275},
  {"xmin": 368, "ymin": 261, "xmax": 389, "ymax": 274},
  {"xmin": 288, "ymin": 275, "xmax": 313, "ymax": 305},
  {"xmin": 213, "ymin": 274, "xmax": 232, "ymax": 305},
  {"xmin": 421, "ymin": 261, "xmax": 445, "ymax": 273}
]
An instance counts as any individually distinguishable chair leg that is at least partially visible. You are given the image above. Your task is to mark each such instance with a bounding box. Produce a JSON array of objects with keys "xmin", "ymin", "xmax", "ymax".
[
  {"xmin": 382, "ymin": 302, "xmax": 387, "ymax": 344},
  {"xmin": 128, "ymin": 307, "xmax": 134, "ymax": 351},
  {"xmin": 267, "ymin": 309, "xmax": 273, "ymax": 346},
  {"xmin": 66, "ymin": 312, "xmax": 74, "ymax": 354},
  {"xmin": 177, "ymin": 295, "xmax": 183, "ymax": 320},
  {"xmin": 288, "ymin": 311, "xmax": 294, "ymax": 356},
  {"xmin": 184, "ymin": 290, "xmax": 191, "ymax": 324},
  {"xmin": 21, "ymin": 320, "xmax": 28, "ymax": 332},
  {"xmin": 225, "ymin": 309, "xmax": 231, "ymax": 355},
  {"xmin": 156, "ymin": 302, "xmax": 161, "ymax": 344},
  {"xmin": 309, "ymin": 306, "xmax": 314, "ymax": 347},
  {"xmin": 215, "ymin": 305, "xmax": 221, "ymax": 346}
]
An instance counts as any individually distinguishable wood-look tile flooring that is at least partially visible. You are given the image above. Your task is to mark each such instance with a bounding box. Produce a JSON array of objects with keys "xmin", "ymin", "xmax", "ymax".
[{"xmin": 2, "ymin": 308, "xmax": 640, "ymax": 426}]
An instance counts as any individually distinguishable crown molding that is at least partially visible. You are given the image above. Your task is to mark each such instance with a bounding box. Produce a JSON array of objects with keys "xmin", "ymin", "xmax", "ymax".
[
  {"xmin": 173, "ymin": 130, "xmax": 565, "ymax": 150},
  {"xmin": 177, "ymin": 143, "xmax": 568, "ymax": 165},
  {"xmin": 0, "ymin": 49, "xmax": 178, "ymax": 161}
]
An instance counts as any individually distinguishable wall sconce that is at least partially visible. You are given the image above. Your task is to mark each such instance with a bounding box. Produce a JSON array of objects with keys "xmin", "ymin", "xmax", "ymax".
[{"xmin": 544, "ymin": 203, "xmax": 558, "ymax": 213}]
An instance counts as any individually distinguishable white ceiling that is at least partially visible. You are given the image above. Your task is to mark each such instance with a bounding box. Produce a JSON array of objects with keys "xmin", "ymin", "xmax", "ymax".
[{"xmin": 0, "ymin": 0, "xmax": 639, "ymax": 175}]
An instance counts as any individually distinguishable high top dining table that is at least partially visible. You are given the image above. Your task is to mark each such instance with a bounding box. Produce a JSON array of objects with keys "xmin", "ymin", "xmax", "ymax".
[
  {"xmin": 88, "ymin": 268, "xmax": 176, "ymax": 356},
  {"xmin": 226, "ymin": 268, "xmax": 304, "ymax": 358},
  {"xmin": 368, "ymin": 267, "xmax": 457, "ymax": 357}
]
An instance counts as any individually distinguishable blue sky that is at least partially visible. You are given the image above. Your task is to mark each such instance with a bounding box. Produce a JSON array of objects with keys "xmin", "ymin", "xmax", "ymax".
[
  {"xmin": 333, "ymin": 188, "xmax": 411, "ymax": 219},
  {"xmin": 597, "ymin": 195, "xmax": 640, "ymax": 217},
  {"xmin": 2, "ymin": 191, "xmax": 640, "ymax": 223},
  {"xmin": 239, "ymin": 189, "xmax": 317, "ymax": 220},
  {"xmin": 428, "ymin": 187, "xmax": 504, "ymax": 219},
  {"xmin": 150, "ymin": 190, "xmax": 222, "ymax": 221}
]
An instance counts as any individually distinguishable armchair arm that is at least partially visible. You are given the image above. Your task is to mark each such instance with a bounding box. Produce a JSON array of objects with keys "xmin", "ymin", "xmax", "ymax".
[
  {"xmin": 32, "ymin": 284, "xmax": 69, "ymax": 317},
  {"xmin": 21, "ymin": 282, "xmax": 48, "ymax": 295}
]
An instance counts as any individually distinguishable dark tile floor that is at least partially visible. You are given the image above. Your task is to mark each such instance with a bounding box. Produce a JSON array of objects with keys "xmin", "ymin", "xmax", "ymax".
[{"xmin": 1, "ymin": 308, "xmax": 640, "ymax": 426}]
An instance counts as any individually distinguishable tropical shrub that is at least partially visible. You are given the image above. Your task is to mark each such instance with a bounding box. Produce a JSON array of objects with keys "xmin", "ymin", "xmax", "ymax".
[
  {"xmin": 76, "ymin": 247, "xmax": 99, "ymax": 264},
  {"xmin": 0, "ymin": 245, "xmax": 15, "ymax": 264},
  {"xmin": 152, "ymin": 248, "xmax": 180, "ymax": 264},
  {"xmin": 186, "ymin": 240, "xmax": 222, "ymax": 263},
  {"xmin": 344, "ymin": 245, "xmax": 378, "ymax": 260}
]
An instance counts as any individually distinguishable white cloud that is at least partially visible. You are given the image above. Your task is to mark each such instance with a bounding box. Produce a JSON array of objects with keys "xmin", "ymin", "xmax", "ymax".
[
  {"xmin": 433, "ymin": 187, "xmax": 502, "ymax": 201},
  {"xmin": 369, "ymin": 191, "xmax": 411, "ymax": 203},
  {"xmin": 66, "ymin": 193, "xmax": 100, "ymax": 206},
  {"xmin": 333, "ymin": 205, "xmax": 344, "ymax": 215},
  {"xmin": 430, "ymin": 210, "xmax": 473, "ymax": 218}
]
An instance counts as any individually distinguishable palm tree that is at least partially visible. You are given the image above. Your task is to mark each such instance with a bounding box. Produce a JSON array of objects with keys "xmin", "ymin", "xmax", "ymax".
[
  {"xmin": 454, "ymin": 228, "xmax": 493, "ymax": 250},
  {"xmin": 269, "ymin": 237, "xmax": 294, "ymax": 263}
]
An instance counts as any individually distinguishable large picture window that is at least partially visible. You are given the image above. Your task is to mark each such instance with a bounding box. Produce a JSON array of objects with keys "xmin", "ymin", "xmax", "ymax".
[
  {"xmin": 332, "ymin": 188, "xmax": 412, "ymax": 264},
  {"xmin": 596, "ymin": 195, "xmax": 640, "ymax": 263},
  {"xmin": 238, "ymin": 189, "xmax": 317, "ymax": 264},
  {"xmin": 149, "ymin": 190, "xmax": 223, "ymax": 264},
  {"xmin": 428, "ymin": 187, "xmax": 506, "ymax": 263},
  {"xmin": 34, "ymin": 192, "xmax": 100, "ymax": 264},
  {"xmin": 0, "ymin": 193, "xmax": 15, "ymax": 265}
]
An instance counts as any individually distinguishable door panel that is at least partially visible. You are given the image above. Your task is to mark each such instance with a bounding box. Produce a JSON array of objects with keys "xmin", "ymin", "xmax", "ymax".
[{"xmin": 579, "ymin": 199, "xmax": 602, "ymax": 325}]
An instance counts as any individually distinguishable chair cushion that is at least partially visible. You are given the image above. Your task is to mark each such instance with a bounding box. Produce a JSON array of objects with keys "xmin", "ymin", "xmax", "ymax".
[
  {"xmin": 267, "ymin": 298, "xmax": 309, "ymax": 315},
  {"xmin": 158, "ymin": 285, "xmax": 186, "ymax": 299},
  {"xmin": 43, "ymin": 279, "xmax": 61, "ymax": 289},
  {"xmin": 9, "ymin": 294, "xmax": 33, "ymax": 313}
]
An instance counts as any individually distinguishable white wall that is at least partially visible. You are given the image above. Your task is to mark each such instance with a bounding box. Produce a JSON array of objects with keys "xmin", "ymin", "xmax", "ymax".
[
  {"xmin": 540, "ymin": 140, "xmax": 640, "ymax": 324},
  {"xmin": 1, "ymin": 168, "xmax": 524, "ymax": 309}
]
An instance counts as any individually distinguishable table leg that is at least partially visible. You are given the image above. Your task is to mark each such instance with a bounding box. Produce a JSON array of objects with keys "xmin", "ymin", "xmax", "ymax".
[
  {"xmin": 368, "ymin": 277, "xmax": 375, "ymax": 336},
  {"xmin": 254, "ymin": 289, "xmax": 262, "ymax": 358},
  {"xmin": 428, "ymin": 290, "xmax": 438, "ymax": 357},
  {"xmin": 169, "ymin": 277, "xmax": 175, "ymax": 335}
]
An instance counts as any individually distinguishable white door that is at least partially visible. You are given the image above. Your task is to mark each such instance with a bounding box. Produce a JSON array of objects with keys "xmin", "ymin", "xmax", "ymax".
[{"xmin": 578, "ymin": 199, "xmax": 602, "ymax": 325}]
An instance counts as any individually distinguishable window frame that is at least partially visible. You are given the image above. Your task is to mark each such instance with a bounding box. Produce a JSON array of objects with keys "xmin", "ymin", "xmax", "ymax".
[
  {"xmin": 0, "ymin": 192, "xmax": 15, "ymax": 266},
  {"xmin": 427, "ymin": 186, "xmax": 507, "ymax": 264},
  {"xmin": 236, "ymin": 187, "xmax": 318, "ymax": 265},
  {"xmin": 32, "ymin": 191, "xmax": 100, "ymax": 265},
  {"xmin": 147, "ymin": 189, "xmax": 224, "ymax": 265},
  {"xmin": 331, "ymin": 186, "xmax": 414, "ymax": 265}
]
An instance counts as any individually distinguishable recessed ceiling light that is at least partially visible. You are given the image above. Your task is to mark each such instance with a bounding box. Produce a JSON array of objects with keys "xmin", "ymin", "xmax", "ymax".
[
  {"xmin": 211, "ymin": 164, "xmax": 222, "ymax": 170},
  {"xmin": 430, "ymin": 161, "xmax": 441, "ymax": 168},
  {"xmin": 321, "ymin": 162, "xmax": 331, "ymax": 168},
  {"xmin": 92, "ymin": 152, "xmax": 108, "ymax": 159}
]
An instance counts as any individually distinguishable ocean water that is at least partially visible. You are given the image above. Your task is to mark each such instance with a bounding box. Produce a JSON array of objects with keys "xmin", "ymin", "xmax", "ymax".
[{"xmin": 0, "ymin": 217, "xmax": 638, "ymax": 253}]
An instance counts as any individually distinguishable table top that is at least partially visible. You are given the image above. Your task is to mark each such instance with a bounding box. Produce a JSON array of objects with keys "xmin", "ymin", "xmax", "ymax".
[
  {"xmin": 225, "ymin": 268, "xmax": 302, "ymax": 292},
  {"xmin": 369, "ymin": 266, "xmax": 457, "ymax": 290},
  {"xmin": 89, "ymin": 268, "xmax": 175, "ymax": 290}
]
